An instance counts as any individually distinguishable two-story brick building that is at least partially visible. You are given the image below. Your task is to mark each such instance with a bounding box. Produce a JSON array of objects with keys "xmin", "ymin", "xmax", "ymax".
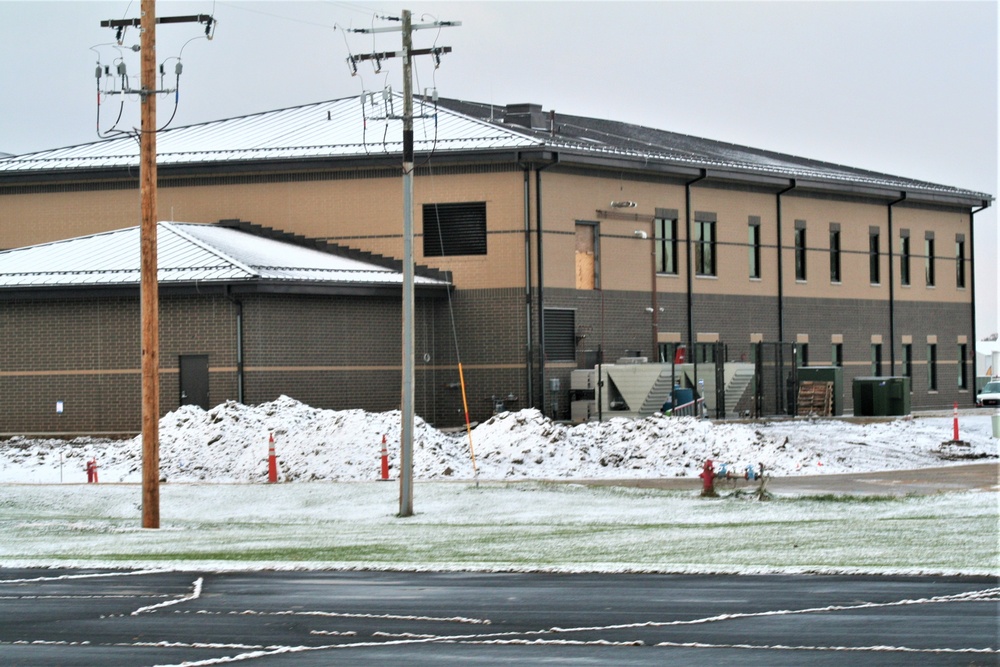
[{"xmin": 0, "ymin": 96, "xmax": 991, "ymax": 432}]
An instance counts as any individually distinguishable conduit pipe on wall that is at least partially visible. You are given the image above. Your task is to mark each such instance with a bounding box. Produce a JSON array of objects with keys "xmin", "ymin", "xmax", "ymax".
[
  {"xmin": 887, "ymin": 192, "xmax": 906, "ymax": 374},
  {"xmin": 775, "ymin": 180, "xmax": 797, "ymax": 344},
  {"xmin": 225, "ymin": 288, "xmax": 245, "ymax": 404},
  {"xmin": 534, "ymin": 156, "xmax": 558, "ymax": 416},
  {"xmin": 522, "ymin": 166, "xmax": 533, "ymax": 411},
  {"xmin": 684, "ymin": 170, "xmax": 707, "ymax": 362}
]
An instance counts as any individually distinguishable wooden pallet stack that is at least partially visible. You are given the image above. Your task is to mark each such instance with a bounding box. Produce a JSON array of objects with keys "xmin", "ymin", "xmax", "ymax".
[{"xmin": 797, "ymin": 381, "xmax": 834, "ymax": 417}]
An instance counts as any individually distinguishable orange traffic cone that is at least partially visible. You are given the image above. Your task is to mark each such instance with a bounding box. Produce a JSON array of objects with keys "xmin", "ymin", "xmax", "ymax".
[
  {"xmin": 380, "ymin": 434, "xmax": 390, "ymax": 481},
  {"xmin": 268, "ymin": 433, "xmax": 278, "ymax": 483}
]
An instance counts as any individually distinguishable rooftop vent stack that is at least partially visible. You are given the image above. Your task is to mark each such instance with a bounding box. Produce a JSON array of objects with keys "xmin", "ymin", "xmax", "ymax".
[{"xmin": 504, "ymin": 103, "xmax": 547, "ymax": 130}]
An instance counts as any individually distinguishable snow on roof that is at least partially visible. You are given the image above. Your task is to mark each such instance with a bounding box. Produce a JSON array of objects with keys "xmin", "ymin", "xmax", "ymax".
[
  {"xmin": 0, "ymin": 94, "xmax": 990, "ymax": 204},
  {"xmin": 0, "ymin": 221, "xmax": 450, "ymax": 290}
]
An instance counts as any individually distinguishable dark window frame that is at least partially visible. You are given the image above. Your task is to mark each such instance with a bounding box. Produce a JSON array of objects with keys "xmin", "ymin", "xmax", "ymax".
[
  {"xmin": 829, "ymin": 223, "xmax": 841, "ymax": 283},
  {"xmin": 925, "ymin": 232, "xmax": 936, "ymax": 287},
  {"xmin": 655, "ymin": 214, "xmax": 678, "ymax": 275},
  {"xmin": 956, "ymin": 234, "xmax": 966, "ymax": 289},
  {"xmin": 695, "ymin": 213, "xmax": 717, "ymax": 277},
  {"xmin": 927, "ymin": 343, "xmax": 938, "ymax": 391},
  {"xmin": 869, "ymin": 226, "xmax": 881, "ymax": 284},
  {"xmin": 748, "ymin": 216, "xmax": 762, "ymax": 280},
  {"xmin": 900, "ymin": 231, "xmax": 911, "ymax": 286},
  {"xmin": 794, "ymin": 220, "xmax": 807, "ymax": 281}
]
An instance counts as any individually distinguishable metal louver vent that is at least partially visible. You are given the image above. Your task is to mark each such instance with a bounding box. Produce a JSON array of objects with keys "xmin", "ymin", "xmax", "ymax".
[
  {"xmin": 423, "ymin": 202, "xmax": 487, "ymax": 256},
  {"xmin": 544, "ymin": 308, "xmax": 576, "ymax": 362}
]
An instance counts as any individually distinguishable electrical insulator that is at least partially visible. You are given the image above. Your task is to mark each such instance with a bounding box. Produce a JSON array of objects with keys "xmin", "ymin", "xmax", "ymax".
[
  {"xmin": 117, "ymin": 62, "xmax": 127, "ymax": 77},
  {"xmin": 175, "ymin": 61, "xmax": 183, "ymax": 76},
  {"xmin": 95, "ymin": 65, "xmax": 102, "ymax": 79}
]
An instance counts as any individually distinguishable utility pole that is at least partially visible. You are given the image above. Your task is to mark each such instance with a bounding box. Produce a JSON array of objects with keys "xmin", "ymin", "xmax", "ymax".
[
  {"xmin": 347, "ymin": 11, "xmax": 459, "ymax": 518},
  {"xmin": 100, "ymin": 3, "xmax": 213, "ymax": 530},
  {"xmin": 139, "ymin": 0, "xmax": 159, "ymax": 530}
]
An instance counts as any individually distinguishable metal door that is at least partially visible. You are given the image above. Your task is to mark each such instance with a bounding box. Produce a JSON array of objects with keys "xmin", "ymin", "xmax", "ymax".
[{"xmin": 179, "ymin": 355, "xmax": 209, "ymax": 409}]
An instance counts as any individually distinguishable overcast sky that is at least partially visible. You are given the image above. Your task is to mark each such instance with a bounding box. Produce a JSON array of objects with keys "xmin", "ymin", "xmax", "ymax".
[{"xmin": 1, "ymin": 0, "xmax": 997, "ymax": 339}]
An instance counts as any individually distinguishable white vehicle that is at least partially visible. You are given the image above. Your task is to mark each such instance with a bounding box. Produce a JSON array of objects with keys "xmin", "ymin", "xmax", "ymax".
[{"xmin": 976, "ymin": 381, "xmax": 1000, "ymax": 408}]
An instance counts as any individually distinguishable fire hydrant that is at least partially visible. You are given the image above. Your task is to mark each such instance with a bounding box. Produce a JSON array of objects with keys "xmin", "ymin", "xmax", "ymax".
[
  {"xmin": 86, "ymin": 458, "xmax": 98, "ymax": 484},
  {"xmin": 699, "ymin": 459, "xmax": 717, "ymax": 497}
]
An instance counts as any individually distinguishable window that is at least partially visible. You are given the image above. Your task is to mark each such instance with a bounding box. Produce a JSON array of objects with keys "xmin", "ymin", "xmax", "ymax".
[
  {"xmin": 655, "ymin": 213, "xmax": 678, "ymax": 275},
  {"xmin": 794, "ymin": 220, "xmax": 807, "ymax": 281},
  {"xmin": 829, "ymin": 224, "xmax": 841, "ymax": 283},
  {"xmin": 956, "ymin": 234, "xmax": 966, "ymax": 288},
  {"xmin": 927, "ymin": 344, "xmax": 937, "ymax": 390},
  {"xmin": 925, "ymin": 232, "xmax": 935, "ymax": 287},
  {"xmin": 958, "ymin": 343, "xmax": 968, "ymax": 389},
  {"xmin": 798, "ymin": 343, "xmax": 809, "ymax": 367},
  {"xmin": 574, "ymin": 221, "xmax": 599, "ymax": 290},
  {"xmin": 422, "ymin": 202, "xmax": 487, "ymax": 256},
  {"xmin": 899, "ymin": 231, "xmax": 911, "ymax": 286},
  {"xmin": 871, "ymin": 343, "xmax": 883, "ymax": 376},
  {"xmin": 748, "ymin": 216, "xmax": 761, "ymax": 279},
  {"xmin": 543, "ymin": 309, "xmax": 576, "ymax": 362},
  {"xmin": 832, "ymin": 343, "xmax": 843, "ymax": 367},
  {"xmin": 694, "ymin": 342, "xmax": 717, "ymax": 364},
  {"xmin": 695, "ymin": 213, "xmax": 716, "ymax": 276},
  {"xmin": 869, "ymin": 226, "xmax": 881, "ymax": 284},
  {"xmin": 902, "ymin": 344, "xmax": 913, "ymax": 379}
]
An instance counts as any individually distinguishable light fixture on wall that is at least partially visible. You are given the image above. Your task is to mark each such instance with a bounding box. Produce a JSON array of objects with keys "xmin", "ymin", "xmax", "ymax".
[
  {"xmin": 633, "ymin": 230, "xmax": 648, "ymax": 239},
  {"xmin": 611, "ymin": 200, "xmax": 637, "ymax": 208}
]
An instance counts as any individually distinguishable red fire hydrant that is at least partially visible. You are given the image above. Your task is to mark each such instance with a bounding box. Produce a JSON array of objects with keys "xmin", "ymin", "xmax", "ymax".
[
  {"xmin": 699, "ymin": 459, "xmax": 716, "ymax": 497},
  {"xmin": 86, "ymin": 459, "xmax": 98, "ymax": 484}
]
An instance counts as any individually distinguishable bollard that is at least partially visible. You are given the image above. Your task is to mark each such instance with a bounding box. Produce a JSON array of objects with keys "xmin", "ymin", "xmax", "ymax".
[
  {"xmin": 952, "ymin": 402, "xmax": 959, "ymax": 441},
  {"xmin": 379, "ymin": 434, "xmax": 390, "ymax": 481},
  {"xmin": 267, "ymin": 433, "xmax": 278, "ymax": 483}
]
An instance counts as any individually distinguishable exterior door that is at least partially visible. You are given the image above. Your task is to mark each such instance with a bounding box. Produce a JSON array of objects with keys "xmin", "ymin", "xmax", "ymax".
[{"xmin": 179, "ymin": 355, "xmax": 210, "ymax": 409}]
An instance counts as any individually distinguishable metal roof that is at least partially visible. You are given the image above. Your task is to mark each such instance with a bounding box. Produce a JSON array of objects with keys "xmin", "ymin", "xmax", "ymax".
[
  {"xmin": 0, "ymin": 94, "xmax": 991, "ymax": 205},
  {"xmin": 0, "ymin": 221, "xmax": 450, "ymax": 291}
]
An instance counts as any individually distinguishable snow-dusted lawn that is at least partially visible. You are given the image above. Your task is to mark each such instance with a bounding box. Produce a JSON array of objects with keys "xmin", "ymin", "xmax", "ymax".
[
  {"xmin": 1, "ymin": 481, "xmax": 995, "ymax": 576},
  {"xmin": 1, "ymin": 398, "xmax": 996, "ymax": 575}
]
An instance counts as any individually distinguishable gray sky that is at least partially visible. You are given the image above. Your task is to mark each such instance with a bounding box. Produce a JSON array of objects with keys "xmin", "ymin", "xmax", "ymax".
[{"xmin": 1, "ymin": 0, "xmax": 997, "ymax": 341}]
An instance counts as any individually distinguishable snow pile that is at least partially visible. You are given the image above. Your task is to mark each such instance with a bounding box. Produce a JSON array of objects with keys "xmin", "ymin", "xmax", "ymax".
[{"xmin": 0, "ymin": 396, "xmax": 996, "ymax": 484}]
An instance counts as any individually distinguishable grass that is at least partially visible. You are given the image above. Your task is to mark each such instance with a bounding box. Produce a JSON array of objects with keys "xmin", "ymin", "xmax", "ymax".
[{"xmin": 0, "ymin": 482, "xmax": 996, "ymax": 575}]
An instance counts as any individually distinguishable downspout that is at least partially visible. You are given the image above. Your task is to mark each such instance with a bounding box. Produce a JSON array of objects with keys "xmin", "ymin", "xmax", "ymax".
[
  {"xmin": 535, "ymin": 156, "xmax": 558, "ymax": 415},
  {"xmin": 523, "ymin": 165, "xmax": 533, "ymax": 409},
  {"xmin": 225, "ymin": 288, "xmax": 245, "ymax": 404},
  {"xmin": 970, "ymin": 201, "xmax": 990, "ymax": 393},
  {"xmin": 887, "ymin": 192, "xmax": 906, "ymax": 375},
  {"xmin": 684, "ymin": 170, "xmax": 707, "ymax": 391},
  {"xmin": 775, "ymin": 180, "xmax": 797, "ymax": 345}
]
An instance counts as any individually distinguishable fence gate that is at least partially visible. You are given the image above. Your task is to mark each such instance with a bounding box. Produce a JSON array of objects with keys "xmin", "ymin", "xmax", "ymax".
[{"xmin": 753, "ymin": 342, "xmax": 798, "ymax": 417}]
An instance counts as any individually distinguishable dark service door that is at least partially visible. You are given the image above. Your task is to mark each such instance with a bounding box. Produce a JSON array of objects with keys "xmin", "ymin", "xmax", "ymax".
[{"xmin": 179, "ymin": 355, "xmax": 210, "ymax": 409}]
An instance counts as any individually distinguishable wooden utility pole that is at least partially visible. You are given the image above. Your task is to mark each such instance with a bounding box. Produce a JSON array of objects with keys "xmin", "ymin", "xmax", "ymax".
[
  {"xmin": 100, "ymin": 5, "xmax": 212, "ymax": 530},
  {"xmin": 346, "ymin": 12, "xmax": 459, "ymax": 518},
  {"xmin": 139, "ymin": 0, "xmax": 160, "ymax": 530}
]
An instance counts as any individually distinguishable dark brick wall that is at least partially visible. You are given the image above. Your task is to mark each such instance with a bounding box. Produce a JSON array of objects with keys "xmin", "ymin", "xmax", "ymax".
[{"xmin": 0, "ymin": 296, "xmax": 238, "ymax": 434}]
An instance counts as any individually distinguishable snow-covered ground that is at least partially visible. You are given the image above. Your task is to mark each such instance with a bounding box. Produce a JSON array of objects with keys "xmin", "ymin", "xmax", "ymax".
[
  {"xmin": 0, "ymin": 396, "xmax": 996, "ymax": 484},
  {"xmin": 1, "ymin": 397, "xmax": 997, "ymax": 575}
]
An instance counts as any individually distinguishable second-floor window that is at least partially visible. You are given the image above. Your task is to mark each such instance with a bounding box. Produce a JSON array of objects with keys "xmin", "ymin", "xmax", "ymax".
[
  {"xmin": 794, "ymin": 220, "xmax": 807, "ymax": 281},
  {"xmin": 869, "ymin": 227, "xmax": 881, "ymax": 284},
  {"xmin": 829, "ymin": 224, "xmax": 841, "ymax": 283},
  {"xmin": 695, "ymin": 214, "xmax": 716, "ymax": 276}
]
